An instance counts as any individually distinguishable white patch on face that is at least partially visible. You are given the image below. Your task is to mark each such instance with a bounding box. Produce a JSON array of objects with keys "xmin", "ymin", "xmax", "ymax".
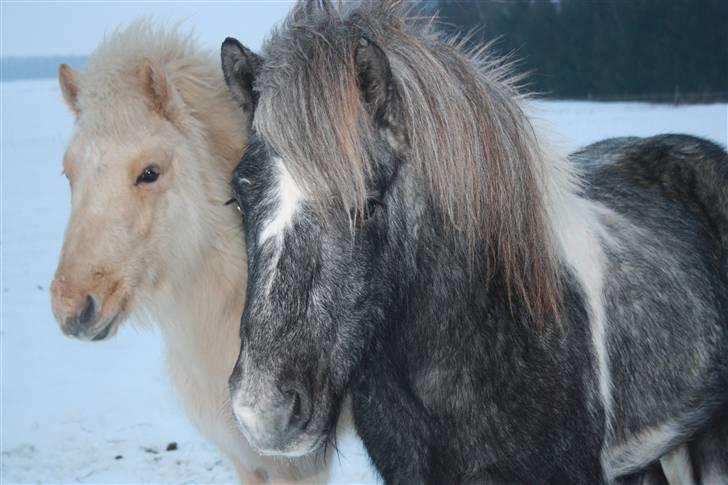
[
  {"xmin": 232, "ymin": 395, "xmax": 262, "ymax": 443},
  {"xmin": 258, "ymin": 158, "xmax": 304, "ymax": 245},
  {"xmin": 230, "ymin": 354, "xmax": 271, "ymax": 449},
  {"xmin": 231, "ymin": 386, "xmax": 319, "ymax": 458},
  {"xmin": 255, "ymin": 158, "xmax": 305, "ymax": 297}
]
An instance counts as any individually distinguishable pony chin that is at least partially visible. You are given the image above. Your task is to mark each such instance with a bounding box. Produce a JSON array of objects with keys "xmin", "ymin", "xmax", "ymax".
[
  {"xmin": 68, "ymin": 294, "xmax": 131, "ymax": 342},
  {"xmin": 86, "ymin": 310, "xmax": 124, "ymax": 342},
  {"xmin": 250, "ymin": 435, "xmax": 326, "ymax": 458}
]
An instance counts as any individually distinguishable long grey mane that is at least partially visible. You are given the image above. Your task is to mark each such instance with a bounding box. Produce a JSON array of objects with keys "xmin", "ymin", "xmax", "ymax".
[{"xmin": 254, "ymin": 0, "xmax": 561, "ymax": 319}]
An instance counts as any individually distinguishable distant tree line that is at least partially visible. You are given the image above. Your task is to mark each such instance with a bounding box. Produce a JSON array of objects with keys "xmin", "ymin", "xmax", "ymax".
[{"xmin": 435, "ymin": 0, "xmax": 728, "ymax": 102}]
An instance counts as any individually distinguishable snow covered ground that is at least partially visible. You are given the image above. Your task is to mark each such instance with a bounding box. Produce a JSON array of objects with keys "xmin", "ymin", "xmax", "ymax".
[{"xmin": 1, "ymin": 79, "xmax": 726, "ymax": 484}]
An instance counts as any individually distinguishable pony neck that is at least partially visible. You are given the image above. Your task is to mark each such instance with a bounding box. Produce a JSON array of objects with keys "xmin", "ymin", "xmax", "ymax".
[{"xmin": 152, "ymin": 203, "xmax": 247, "ymax": 364}]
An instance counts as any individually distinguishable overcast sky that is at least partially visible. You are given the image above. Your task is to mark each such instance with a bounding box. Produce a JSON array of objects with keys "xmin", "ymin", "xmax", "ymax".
[{"xmin": 1, "ymin": 1, "xmax": 293, "ymax": 57}]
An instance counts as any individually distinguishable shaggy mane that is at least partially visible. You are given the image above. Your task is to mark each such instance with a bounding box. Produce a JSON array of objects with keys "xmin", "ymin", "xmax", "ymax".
[
  {"xmin": 254, "ymin": 0, "xmax": 563, "ymax": 320},
  {"xmin": 77, "ymin": 19, "xmax": 245, "ymax": 170}
]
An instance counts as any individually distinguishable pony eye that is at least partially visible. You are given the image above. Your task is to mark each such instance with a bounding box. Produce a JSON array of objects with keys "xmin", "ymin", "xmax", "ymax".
[
  {"xmin": 365, "ymin": 198, "xmax": 381, "ymax": 217},
  {"xmin": 135, "ymin": 165, "xmax": 160, "ymax": 185},
  {"xmin": 353, "ymin": 197, "xmax": 382, "ymax": 225},
  {"xmin": 225, "ymin": 198, "xmax": 243, "ymax": 214}
]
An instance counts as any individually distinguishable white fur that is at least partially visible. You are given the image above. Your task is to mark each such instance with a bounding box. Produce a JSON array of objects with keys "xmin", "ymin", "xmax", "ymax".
[
  {"xmin": 232, "ymin": 393, "xmax": 264, "ymax": 446},
  {"xmin": 258, "ymin": 158, "xmax": 304, "ymax": 297},
  {"xmin": 660, "ymin": 445, "xmax": 695, "ymax": 485},
  {"xmin": 533, "ymin": 129, "xmax": 699, "ymax": 483},
  {"xmin": 605, "ymin": 422, "xmax": 683, "ymax": 479},
  {"xmin": 532, "ymin": 127, "xmax": 615, "ymax": 442},
  {"xmin": 550, "ymin": 197, "xmax": 613, "ymax": 416},
  {"xmin": 259, "ymin": 158, "xmax": 304, "ymax": 245},
  {"xmin": 53, "ymin": 20, "xmax": 347, "ymax": 484}
]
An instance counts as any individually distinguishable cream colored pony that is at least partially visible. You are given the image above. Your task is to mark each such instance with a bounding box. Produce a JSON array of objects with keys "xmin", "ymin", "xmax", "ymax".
[{"xmin": 49, "ymin": 21, "xmax": 328, "ymax": 484}]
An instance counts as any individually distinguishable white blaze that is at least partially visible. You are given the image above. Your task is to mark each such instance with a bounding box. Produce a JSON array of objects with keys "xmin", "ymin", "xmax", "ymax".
[{"xmin": 259, "ymin": 158, "xmax": 304, "ymax": 245}]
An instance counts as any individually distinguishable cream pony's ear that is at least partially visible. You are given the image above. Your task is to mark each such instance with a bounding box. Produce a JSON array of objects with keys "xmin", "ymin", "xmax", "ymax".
[
  {"xmin": 58, "ymin": 64, "xmax": 81, "ymax": 115},
  {"xmin": 139, "ymin": 57, "xmax": 179, "ymax": 120}
]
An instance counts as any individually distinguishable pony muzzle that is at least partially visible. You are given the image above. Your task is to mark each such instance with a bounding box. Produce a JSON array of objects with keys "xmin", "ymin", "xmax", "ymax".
[
  {"xmin": 230, "ymin": 380, "xmax": 317, "ymax": 457},
  {"xmin": 50, "ymin": 281, "xmax": 121, "ymax": 341}
]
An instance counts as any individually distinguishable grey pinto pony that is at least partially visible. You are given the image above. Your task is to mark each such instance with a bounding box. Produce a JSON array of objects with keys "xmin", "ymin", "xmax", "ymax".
[{"xmin": 221, "ymin": 1, "xmax": 728, "ymax": 483}]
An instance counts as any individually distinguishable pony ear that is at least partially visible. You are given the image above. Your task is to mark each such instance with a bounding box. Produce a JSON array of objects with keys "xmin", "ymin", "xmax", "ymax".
[
  {"xmin": 139, "ymin": 57, "xmax": 177, "ymax": 119},
  {"xmin": 355, "ymin": 37, "xmax": 407, "ymax": 150},
  {"xmin": 221, "ymin": 37, "xmax": 263, "ymax": 113},
  {"xmin": 58, "ymin": 64, "xmax": 81, "ymax": 115}
]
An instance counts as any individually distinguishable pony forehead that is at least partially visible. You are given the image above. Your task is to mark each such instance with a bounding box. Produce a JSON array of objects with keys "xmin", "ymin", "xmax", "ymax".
[
  {"xmin": 66, "ymin": 131, "xmax": 172, "ymax": 168},
  {"xmin": 73, "ymin": 109, "xmax": 160, "ymax": 143},
  {"xmin": 254, "ymin": 0, "xmax": 562, "ymax": 319},
  {"xmin": 76, "ymin": 98, "xmax": 156, "ymax": 135},
  {"xmin": 258, "ymin": 158, "xmax": 305, "ymax": 245},
  {"xmin": 253, "ymin": 6, "xmax": 382, "ymax": 211}
]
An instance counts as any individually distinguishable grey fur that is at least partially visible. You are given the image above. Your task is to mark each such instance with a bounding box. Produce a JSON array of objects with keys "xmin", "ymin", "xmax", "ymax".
[
  {"xmin": 253, "ymin": 0, "xmax": 560, "ymax": 319},
  {"xmin": 223, "ymin": 1, "xmax": 728, "ymax": 483}
]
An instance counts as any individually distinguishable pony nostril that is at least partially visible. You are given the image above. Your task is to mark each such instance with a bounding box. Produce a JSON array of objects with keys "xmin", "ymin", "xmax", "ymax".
[
  {"xmin": 78, "ymin": 294, "xmax": 97, "ymax": 326},
  {"xmin": 281, "ymin": 384, "xmax": 312, "ymax": 431},
  {"xmin": 289, "ymin": 390, "xmax": 302, "ymax": 421}
]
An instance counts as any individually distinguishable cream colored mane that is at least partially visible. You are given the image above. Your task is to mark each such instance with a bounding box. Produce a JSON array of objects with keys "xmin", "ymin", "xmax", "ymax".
[{"xmin": 73, "ymin": 20, "xmax": 243, "ymax": 173}]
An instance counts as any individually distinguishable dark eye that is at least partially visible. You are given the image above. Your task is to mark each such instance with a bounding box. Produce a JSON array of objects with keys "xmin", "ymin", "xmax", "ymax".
[
  {"xmin": 135, "ymin": 165, "xmax": 160, "ymax": 185},
  {"xmin": 225, "ymin": 198, "xmax": 243, "ymax": 214},
  {"xmin": 353, "ymin": 197, "xmax": 383, "ymax": 226}
]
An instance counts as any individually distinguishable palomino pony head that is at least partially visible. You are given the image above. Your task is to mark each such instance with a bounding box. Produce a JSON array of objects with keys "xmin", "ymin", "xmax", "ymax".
[
  {"xmin": 51, "ymin": 21, "xmax": 249, "ymax": 341},
  {"xmin": 224, "ymin": 0, "xmax": 563, "ymax": 457}
]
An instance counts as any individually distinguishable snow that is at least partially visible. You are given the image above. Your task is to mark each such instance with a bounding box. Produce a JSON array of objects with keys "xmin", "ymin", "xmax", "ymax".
[
  {"xmin": 530, "ymin": 100, "xmax": 727, "ymax": 153},
  {"xmin": 1, "ymin": 79, "xmax": 726, "ymax": 483}
]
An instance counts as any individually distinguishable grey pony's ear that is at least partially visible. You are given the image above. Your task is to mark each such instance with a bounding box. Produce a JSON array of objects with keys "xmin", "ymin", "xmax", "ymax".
[
  {"xmin": 354, "ymin": 36, "xmax": 407, "ymax": 150},
  {"xmin": 221, "ymin": 37, "xmax": 263, "ymax": 114},
  {"xmin": 59, "ymin": 64, "xmax": 81, "ymax": 115}
]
